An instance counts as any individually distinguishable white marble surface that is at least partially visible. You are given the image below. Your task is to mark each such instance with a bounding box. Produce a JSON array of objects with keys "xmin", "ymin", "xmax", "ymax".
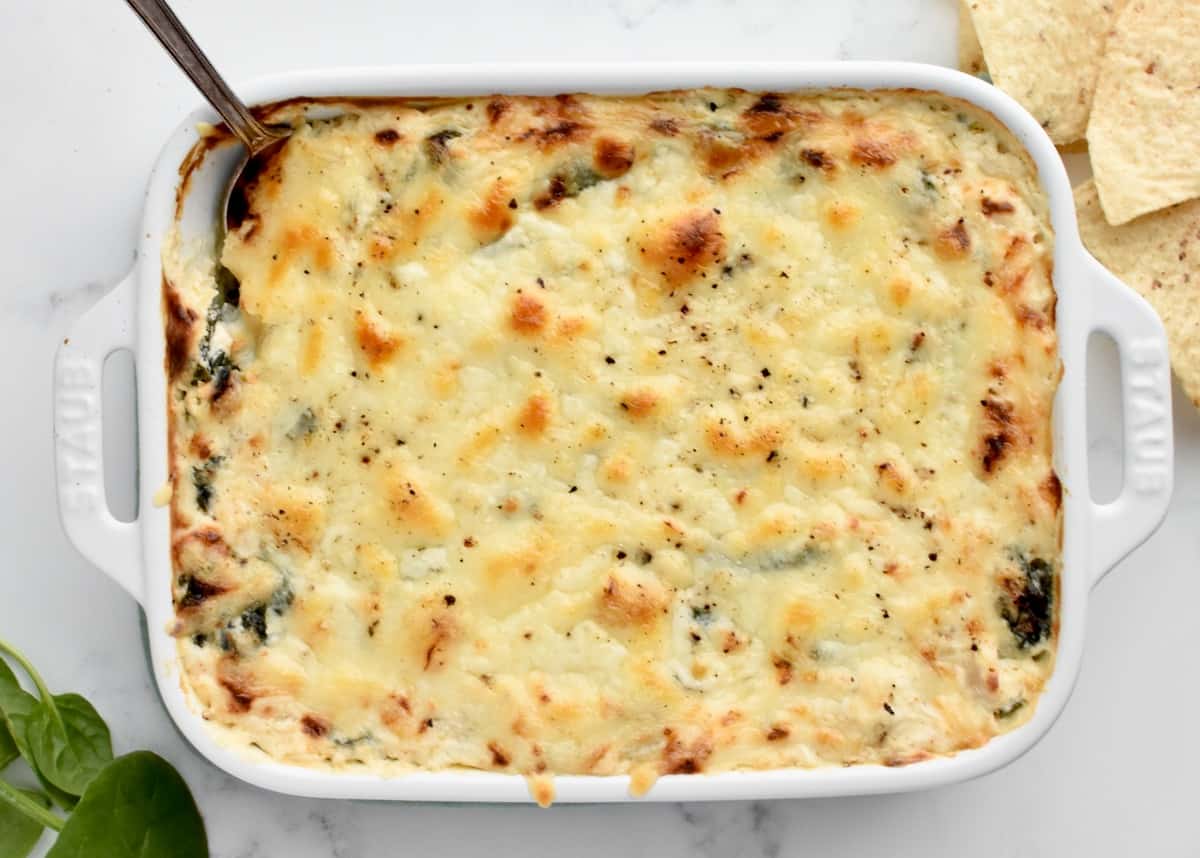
[{"xmin": 2, "ymin": 0, "xmax": 1198, "ymax": 855}]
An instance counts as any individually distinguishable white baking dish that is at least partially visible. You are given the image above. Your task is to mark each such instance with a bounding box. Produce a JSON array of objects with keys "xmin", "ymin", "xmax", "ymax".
[{"xmin": 52, "ymin": 62, "xmax": 1175, "ymax": 803}]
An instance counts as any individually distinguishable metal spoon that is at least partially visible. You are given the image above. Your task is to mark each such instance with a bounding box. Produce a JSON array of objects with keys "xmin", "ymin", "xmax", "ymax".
[{"xmin": 125, "ymin": 0, "xmax": 289, "ymax": 236}]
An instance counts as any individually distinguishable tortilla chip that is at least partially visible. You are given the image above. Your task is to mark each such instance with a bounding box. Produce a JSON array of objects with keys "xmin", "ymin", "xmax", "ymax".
[
  {"xmin": 1075, "ymin": 179, "xmax": 1200, "ymax": 408},
  {"xmin": 965, "ymin": 0, "xmax": 1122, "ymax": 145},
  {"xmin": 1087, "ymin": 0, "xmax": 1200, "ymax": 225},
  {"xmin": 957, "ymin": 0, "xmax": 988, "ymax": 79}
]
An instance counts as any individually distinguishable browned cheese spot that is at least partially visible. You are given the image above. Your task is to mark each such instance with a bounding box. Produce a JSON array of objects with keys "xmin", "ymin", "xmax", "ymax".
[
  {"xmin": 488, "ymin": 742, "xmax": 511, "ymax": 767},
  {"xmin": 216, "ymin": 662, "xmax": 257, "ymax": 713},
  {"xmin": 876, "ymin": 461, "xmax": 908, "ymax": 495},
  {"xmin": 593, "ymin": 137, "xmax": 636, "ymax": 178},
  {"xmin": 174, "ymin": 527, "xmax": 229, "ymax": 555},
  {"xmin": 649, "ymin": 116, "xmax": 680, "ymax": 136},
  {"xmin": 851, "ymin": 138, "xmax": 897, "ymax": 168},
  {"xmin": 469, "ymin": 178, "xmax": 516, "ymax": 244},
  {"xmin": 980, "ymin": 398, "xmax": 1017, "ymax": 475},
  {"xmin": 374, "ymin": 128, "xmax": 402, "ymax": 146},
  {"xmin": 517, "ymin": 394, "xmax": 552, "ymax": 436},
  {"xmin": 598, "ymin": 573, "xmax": 668, "ymax": 627},
  {"xmin": 935, "ymin": 218, "xmax": 972, "ymax": 259},
  {"xmin": 422, "ymin": 612, "xmax": 456, "ymax": 671},
  {"xmin": 619, "ymin": 389, "xmax": 658, "ymax": 419},
  {"xmin": 661, "ymin": 727, "xmax": 713, "ymax": 775},
  {"xmin": 188, "ymin": 434, "xmax": 213, "ymax": 460},
  {"xmin": 823, "ymin": 200, "xmax": 859, "ymax": 231},
  {"xmin": 265, "ymin": 489, "xmax": 325, "ymax": 553},
  {"xmin": 270, "ymin": 224, "xmax": 335, "ymax": 285},
  {"xmin": 747, "ymin": 93, "xmax": 785, "ymax": 114},
  {"xmin": 1040, "ymin": 471, "xmax": 1063, "ymax": 510},
  {"xmin": 888, "ymin": 277, "xmax": 912, "ymax": 308},
  {"xmin": 484, "ymin": 538, "xmax": 549, "ymax": 588},
  {"xmin": 740, "ymin": 94, "xmax": 823, "ymax": 142},
  {"xmin": 510, "ymin": 292, "xmax": 548, "ymax": 334},
  {"xmin": 299, "ymin": 323, "xmax": 325, "ymax": 379},
  {"xmin": 741, "ymin": 93, "xmax": 792, "ymax": 140},
  {"xmin": 367, "ymin": 191, "xmax": 444, "ymax": 264},
  {"xmin": 583, "ymin": 745, "xmax": 611, "ymax": 772},
  {"xmin": 981, "ymin": 196, "xmax": 1015, "ymax": 216},
  {"xmin": 219, "ymin": 679, "xmax": 255, "ymax": 713},
  {"xmin": 995, "ymin": 236, "xmax": 1037, "ymax": 296},
  {"xmin": 773, "ymin": 656, "xmax": 793, "ymax": 685},
  {"xmin": 884, "ymin": 750, "xmax": 933, "ymax": 768},
  {"xmin": 695, "ymin": 127, "xmax": 753, "ymax": 174},
  {"xmin": 640, "ymin": 210, "xmax": 725, "ymax": 288},
  {"xmin": 800, "ymin": 148, "xmax": 835, "ymax": 173},
  {"xmin": 486, "ymin": 97, "xmax": 511, "ymax": 125},
  {"xmin": 705, "ymin": 420, "xmax": 785, "ymax": 458},
  {"xmin": 379, "ymin": 694, "xmax": 413, "ymax": 735},
  {"xmin": 1017, "ymin": 304, "xmax": 1048, "ymax": 329},
  {"xmin": 553, "ymin": 315, "xmax": 590, "ymax": 342},
  {"xmin": 518, "ymin": 98, "xmax": 592, "ymax": 151},
  {"xmin": 386, "ymin": 474, "xmax": 451, "ymax": 537},
  {"xmin": 301, "ymin": 714, "xmax": 330, "ymax": 737},
  {"xmin": 354, "ymin": 310, "xmax": 402, "ymax": 369},
  {"xmin": 600, "ymin": 453, "xmax": 633, "ymax": 483}
]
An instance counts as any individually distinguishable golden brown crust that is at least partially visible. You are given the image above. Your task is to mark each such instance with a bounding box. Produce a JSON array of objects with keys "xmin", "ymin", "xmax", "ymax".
[{"xmin": 163, "ymin": 280, "xmax": 197, "ymax": 380}]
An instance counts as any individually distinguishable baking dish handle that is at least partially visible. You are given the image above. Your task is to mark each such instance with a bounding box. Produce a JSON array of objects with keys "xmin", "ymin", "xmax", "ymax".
[
  {"xmin": 1084, "ymin": 254, "xmax": 1174, "ymax": 587},
  {"xmin": 53, "ymin": 271, "xmax": 143, "ymax": 604}
]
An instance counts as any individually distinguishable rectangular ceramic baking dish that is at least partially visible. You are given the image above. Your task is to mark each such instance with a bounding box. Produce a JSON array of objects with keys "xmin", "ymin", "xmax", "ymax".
[{"xmin": 52, "ymin": 62, "xmax": 1175, "ymax": 803}]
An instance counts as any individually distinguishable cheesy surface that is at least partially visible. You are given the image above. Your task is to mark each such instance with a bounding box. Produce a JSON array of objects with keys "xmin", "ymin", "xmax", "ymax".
[{"xmin": 163, "ymin": 89, "xmax": 1060, "ymax": 781}]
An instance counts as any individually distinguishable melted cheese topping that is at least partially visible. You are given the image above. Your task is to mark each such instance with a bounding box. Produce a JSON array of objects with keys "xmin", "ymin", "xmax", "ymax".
[{"xmin": 163, "ymin": 89, "xmax": 1060, "ymax": 782}]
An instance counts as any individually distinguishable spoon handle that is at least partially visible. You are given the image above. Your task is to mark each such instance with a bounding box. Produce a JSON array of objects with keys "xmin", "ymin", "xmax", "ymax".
[{"xmin": 124, "ymin": 0, "xmax": 284, "ymax": 152}]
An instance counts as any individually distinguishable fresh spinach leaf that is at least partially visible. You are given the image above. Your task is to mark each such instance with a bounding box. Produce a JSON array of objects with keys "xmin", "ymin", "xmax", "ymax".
[
  {"xmin": 0, "ymin": 657, "xmax": 36, "ymax": 763},
  {"xmin": 0, "ymin": 643, "xmax": 207, "ymax": 855},
  {"xmin": 0, "ymin": 660, "xmax": 77, "ymax": 808},
  {"xmin": 0, "ymin": 657, "xmax": 104, "ymax": 806},
  {"xmin": 0, "ymin": 783, "xmax": 57, "ymax": 858},
  {"xmin": 25, "ymin": 694, "xmax": 113, "ymax": 796},
  {"xmin": 0, "ymin": 718, "xmax": 16, "ymax": 771},
  {"xmin": 34, "ymin": 771, "xmax": 78, "ymax": 812},
  {"xmin": 46, "ymin": 751, "xmax": 208, "ymax": 858},
  {"xmin": 0, "ymin": 656, "xmax": 26, "ymax": 721}
]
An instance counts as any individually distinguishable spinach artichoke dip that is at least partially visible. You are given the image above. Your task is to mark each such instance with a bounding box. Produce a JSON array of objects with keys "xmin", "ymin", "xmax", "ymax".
[{"xmin": 162, "ymin": 88, "xmax": 1061, "ymax": 791}]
